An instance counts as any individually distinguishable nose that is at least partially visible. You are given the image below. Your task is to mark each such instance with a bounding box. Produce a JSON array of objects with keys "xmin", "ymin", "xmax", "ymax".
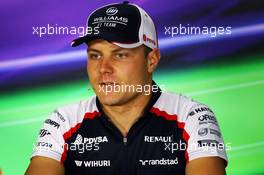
[{"xmin": 99, "ymin": 57, "xmax": 113, "ymax": 75}]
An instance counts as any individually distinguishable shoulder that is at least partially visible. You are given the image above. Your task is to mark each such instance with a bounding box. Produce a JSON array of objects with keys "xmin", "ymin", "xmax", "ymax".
[
  {"xmin": 31, "ymin": 96, "xmax": 99, "ymax": 162},
  {"xmin": 53, "ymin": 95, "xmax": 98, "ymax": 125},
  {"xmin": 154, "ymin": 92, "xmax": 228, "ymax": 163},
  {"xmin": 41, "ymin": 95, "xmax": 99, "ymax": 140},
  {"xmin": 153, "ymin": 91, "xmax": 208, "ymax": 122}
]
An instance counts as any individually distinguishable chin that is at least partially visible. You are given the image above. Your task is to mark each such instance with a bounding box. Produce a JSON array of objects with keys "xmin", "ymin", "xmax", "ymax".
[{"xmin": 96, "ymin": 92, "xmax": 122, "ymax": 106}]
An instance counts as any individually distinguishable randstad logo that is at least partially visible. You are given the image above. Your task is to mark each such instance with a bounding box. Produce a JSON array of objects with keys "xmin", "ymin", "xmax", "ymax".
[{"xmin": 106, "ymin": 7, "xmax": 118, "ymax": 15}]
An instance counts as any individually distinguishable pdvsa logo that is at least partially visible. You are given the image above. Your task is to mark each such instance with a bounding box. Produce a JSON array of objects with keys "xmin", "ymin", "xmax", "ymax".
[{"xmin": 106, "ymin": 7, "xmax": 118, "ymax": 15}]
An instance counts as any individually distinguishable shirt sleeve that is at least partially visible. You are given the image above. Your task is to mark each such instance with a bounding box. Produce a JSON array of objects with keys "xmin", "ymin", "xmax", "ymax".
[
  {"xmin": 184, "ymin": 103, "xmax": 228, "ymax": 164},
  {"xmin": 31, "ymin": 109, "xmax": 67, "ymax": 162}
]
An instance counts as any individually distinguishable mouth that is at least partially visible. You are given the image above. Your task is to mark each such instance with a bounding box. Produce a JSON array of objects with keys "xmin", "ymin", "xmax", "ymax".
[
  {"xmin": 97, "ymin": 82, "xmax": 119, "ymax": 95},
  {"xmin": 99, "ymin": 82, "xmax": 117, "ymax": 86}
]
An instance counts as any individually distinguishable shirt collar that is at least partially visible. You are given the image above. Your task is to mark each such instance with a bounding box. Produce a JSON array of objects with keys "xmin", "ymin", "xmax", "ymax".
[{"xmin": 95, "ymin": 80, "xmax": 161, "ymax": 117}]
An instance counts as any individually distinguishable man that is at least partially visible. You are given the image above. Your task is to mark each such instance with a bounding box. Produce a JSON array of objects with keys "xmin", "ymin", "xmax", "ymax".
[{"xmin": 25, "ymin": 1, "xmax": 227, "ymax": 175}]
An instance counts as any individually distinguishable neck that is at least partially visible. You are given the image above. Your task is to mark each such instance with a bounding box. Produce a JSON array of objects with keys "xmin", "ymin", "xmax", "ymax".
[{"xmin": 101, "ymin": 88, "xmax": 153, "ymax": 136}]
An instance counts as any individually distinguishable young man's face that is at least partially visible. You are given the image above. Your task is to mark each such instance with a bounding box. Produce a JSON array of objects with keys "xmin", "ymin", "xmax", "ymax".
[{"xmin": 87, "ymin": 39, "xmax": 152, "ymax": 106}]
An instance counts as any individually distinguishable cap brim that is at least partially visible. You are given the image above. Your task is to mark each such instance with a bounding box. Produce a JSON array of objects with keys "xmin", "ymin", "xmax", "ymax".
[
  {"xmin": 71, "ymin": 35, "xmax": 100, "ymax": 47},
  {"xmin": 112, "ymin": 42, "xmax": 142, "ymax": 49},
  {"xmin": 71, "ymin": 33, "xmax": 142, "ymax": 48}
]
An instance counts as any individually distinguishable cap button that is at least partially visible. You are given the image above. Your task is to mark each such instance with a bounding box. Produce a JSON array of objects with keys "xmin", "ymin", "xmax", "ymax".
[{"xmin": 123, "ymin": 1, "xmax": 129, "ymax": 4}]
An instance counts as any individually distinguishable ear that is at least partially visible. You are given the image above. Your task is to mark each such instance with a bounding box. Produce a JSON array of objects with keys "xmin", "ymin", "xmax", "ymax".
[{"xmin": 147, "ymin": 48, "xmax": 161, "ymax": 73}]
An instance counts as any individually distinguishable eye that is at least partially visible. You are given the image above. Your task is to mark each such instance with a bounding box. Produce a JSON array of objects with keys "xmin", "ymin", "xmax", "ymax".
[
  {"xmin": 115, "ymin": 52, "xmax": 128, "ymax": 59},
  {"xmin": 88, "ymin": 52, "xmax": 101, "ymax": 60}
]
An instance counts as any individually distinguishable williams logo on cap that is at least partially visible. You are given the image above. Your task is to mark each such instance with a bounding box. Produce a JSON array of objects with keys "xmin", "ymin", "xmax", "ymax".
[{"xmin": 106, "ymin": 7, "xmax": 118, "ymax": 16}]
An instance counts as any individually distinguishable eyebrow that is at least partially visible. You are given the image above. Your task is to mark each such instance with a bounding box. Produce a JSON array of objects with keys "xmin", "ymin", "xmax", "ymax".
[
  {"xmin": 87, "ymin": 48, "xmax": 101, "ymax": 53},
  {"xmin": 112, "ymin": 48, "xmax": 127, "ymax": 53},
  {"xmin": 87, "ymin": 47, "xmax": 128, "ymax": 53}
]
